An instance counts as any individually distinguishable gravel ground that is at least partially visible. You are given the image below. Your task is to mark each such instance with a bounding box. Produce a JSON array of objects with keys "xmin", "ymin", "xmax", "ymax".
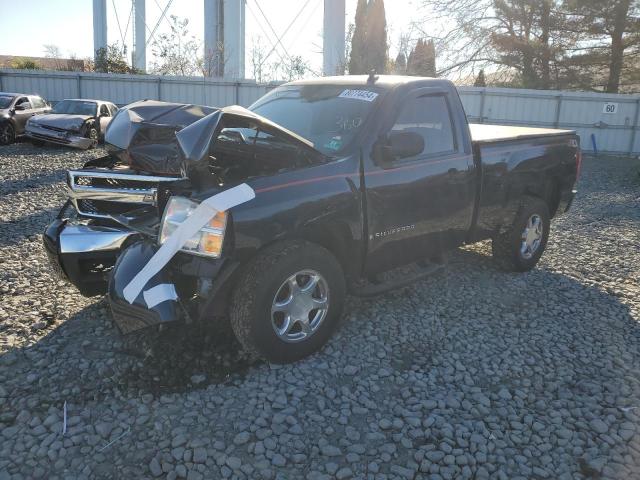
[{"xmin": 1, "ymin": 141, "xmax": 639, "ymax": 480}]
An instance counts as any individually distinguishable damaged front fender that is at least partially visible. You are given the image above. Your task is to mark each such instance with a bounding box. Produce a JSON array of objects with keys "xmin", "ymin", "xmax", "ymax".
[{"xmin": 108, "ymin": 241, "xmax": 184, "ymax": 334}]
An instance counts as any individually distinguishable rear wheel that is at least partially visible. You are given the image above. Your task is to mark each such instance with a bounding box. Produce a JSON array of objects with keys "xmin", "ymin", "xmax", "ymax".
[
  {"xmin": 492, "ymin": 196, "xmax": 550, "ymax": 272},
  {"xmin": 230, "ymin": 241, "xmax": 346, "ymax": 363},
  {"xmin": 0, "ymin": 123, "xmax": 15, "ymax": 145}
]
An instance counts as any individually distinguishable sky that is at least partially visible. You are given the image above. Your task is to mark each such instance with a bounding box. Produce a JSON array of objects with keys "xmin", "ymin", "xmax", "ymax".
[{"xmin": 0, "ymin": 0, "xmax": 422, "ymax": 78}]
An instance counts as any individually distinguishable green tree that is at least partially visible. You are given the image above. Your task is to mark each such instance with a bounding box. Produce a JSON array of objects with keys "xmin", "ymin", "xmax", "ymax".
[
  {"xmin": 348, "ymin": 0, "xmax": 368, "ymax": 74},
  {"xmin": 151, "ymin": 16, "xmax": 201, "ymax": 76},
  {"xmin": 474, "ymin": 69, "xmax": 487, "ymax": 86},
  {"xmin": 10, "ymin": 58, "xmax": 41, "ymax": 70},
  {"xmin": 563, "ymin": 0, "xmax": 640, "ymax": 92},
  {"xmin": 366, "ymin": 0, "xmax": 388, "ymax": 74},
  {"xmin": 94, "ymin": 44, "xmax": 133, "ymax": 74},
  {"xmin": 348, "ymin": 0, "xmax": 389, "ymax": 74},
  {"xmin": 407, "ymin": 39, "xmax": 437, "ymax": 76},
  {"xmin": 394, "ymin": 52, "xmax": 407, "ymax": 74}
]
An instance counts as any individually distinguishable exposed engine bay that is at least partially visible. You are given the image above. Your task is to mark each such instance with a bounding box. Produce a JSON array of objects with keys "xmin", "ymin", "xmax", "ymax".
[{"xmin": 100, "ymin": 100, "xmax": 325, "ymax": 189}]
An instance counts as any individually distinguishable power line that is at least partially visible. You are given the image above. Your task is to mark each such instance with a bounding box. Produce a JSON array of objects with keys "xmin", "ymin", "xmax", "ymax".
[
  {"xmin": 146, "ymin": 0, "xmax": 174, "ymax": 46},
  {"xmin": 253, "ymin": 0, "xmax": 298, "ymax": 64},
  {"xmin": 246, "ymin": 2, "xmax": 288, "ymax": 63},
  {"xmin": 112, "ymin": 0, "xmax": 127, "ymax": 46},
  {"xmin": 258, "ymin": 0, "xmax": 313, "ymax": 67},
  {"xmin": 251, "ymin": 0, "xmax": 320, "ymax": 76},
  {"xmin": 153, "ymin": 0, "xmax": 176, "ymax": 31},
  {"xmin": 123, "ymin": 1, "xmax": 133, "ymax": 42}
]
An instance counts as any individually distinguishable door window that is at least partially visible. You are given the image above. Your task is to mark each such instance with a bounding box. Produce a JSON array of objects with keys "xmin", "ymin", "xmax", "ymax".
[
  {"xmin": 391, "ymin": 95, "xmax": 456, "ymax": 160},
  {"xmin": 15, "ymin": 97, "xmax": 32, "ymax": 110},
  {"xmin": 99, "ymin": 104, "xmax": 110, "ymax": 116}
]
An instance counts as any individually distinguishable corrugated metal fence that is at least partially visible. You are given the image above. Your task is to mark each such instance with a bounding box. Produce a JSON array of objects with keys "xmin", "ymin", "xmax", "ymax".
[
  {"xmin": 458, "ymin": 86, "xmax": 640, "ymax": 155},
  {"xmin": 0, "ymin": 68, "xmax": 272, "ymax": 111},
  {"xmin": 1, "ymin": 69, "xmax": 639, "ymax": 155}
]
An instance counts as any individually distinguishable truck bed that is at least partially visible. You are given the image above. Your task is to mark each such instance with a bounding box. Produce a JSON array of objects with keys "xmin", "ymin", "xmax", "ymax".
[{"xmin": 469, "ymin": 123, "xmax": 575, "ymax": 144}]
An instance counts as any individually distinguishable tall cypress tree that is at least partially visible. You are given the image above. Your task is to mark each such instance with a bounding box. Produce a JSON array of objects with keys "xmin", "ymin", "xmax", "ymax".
[
  {"xmin": 407, "ymin": 39, "xmax": 437, "ymax": 77},
  {"xmin": 395, "ymin": 52, "xmax": 407, "ymax": 74},
  {"xmin": 348, "ymin": 0, "xmax": 389, "ymax": 74},
  {"xmin": 348, "ymin": 0, "xmax": 368, "ymax": 74},
  {"xmin": 366, "ymin": 0, "xmax": 388, "ymax": 74},
  {"xmin": 474, "ymin": 69, "xmax": 487, "ymax": 87}
]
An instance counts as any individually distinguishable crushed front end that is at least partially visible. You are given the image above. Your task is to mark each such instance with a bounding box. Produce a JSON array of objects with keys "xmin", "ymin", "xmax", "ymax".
[
  {"xmin": 25, "ymin": 122, "xmax": 96, "ymax": 149},
  {"xmin": 44, "ymin": 99, "xmax": 319, "ymax": 335},
  {"xmin": 44, "ymin": 101, "xmax": 246, "ymax": 334}
]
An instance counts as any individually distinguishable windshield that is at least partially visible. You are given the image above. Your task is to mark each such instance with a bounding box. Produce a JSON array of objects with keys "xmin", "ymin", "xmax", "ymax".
[
  {"xmin": 0, "ymin": 95, "xmax": 14, "ymax": 109},
  {"xmin": 249, "ymin": 85, "xmax": 382, "ymax": 155},
  {"xmin": 51, "ymin": 100, "xmax": 97, "ymax": 116}
]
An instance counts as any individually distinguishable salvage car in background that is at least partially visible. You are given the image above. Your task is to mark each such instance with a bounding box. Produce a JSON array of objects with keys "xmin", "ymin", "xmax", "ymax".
[
  {"xmin": 25, "ymin": 99, "xmax": 118, "ymax": 149},
  {"xmin": 0, "ymin": 92, "xmax": 50, "ymax": 145}
]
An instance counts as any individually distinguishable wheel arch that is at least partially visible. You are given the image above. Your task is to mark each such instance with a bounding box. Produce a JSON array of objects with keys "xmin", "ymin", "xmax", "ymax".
[{"xmin": 522, "ymin": 176, "xmax": 561, "ymax": 218}]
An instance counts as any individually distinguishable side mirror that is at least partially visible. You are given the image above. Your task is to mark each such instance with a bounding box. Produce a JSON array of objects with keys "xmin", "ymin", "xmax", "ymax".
[
  {"xmin": 14, "ymin": 104, "xmax": 26, "ymax": 111},
  {"xmin": 388, "ymin": 131, "xmax": 425, "ymax": 159},
  {"xmin": 374, "ymin": 131, "xmax": 425, "ymax": 168}
]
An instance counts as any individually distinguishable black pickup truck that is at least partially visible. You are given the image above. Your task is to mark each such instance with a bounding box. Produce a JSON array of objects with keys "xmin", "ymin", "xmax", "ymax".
[{"xmin": 44, "ymin": 75, "xmax": 580, "ymax": 363}]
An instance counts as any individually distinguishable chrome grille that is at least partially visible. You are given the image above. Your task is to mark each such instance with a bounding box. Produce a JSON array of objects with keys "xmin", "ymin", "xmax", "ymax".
[{"xmin": 67, "ymin": 170, "xmax": 181, "ymax": 219}]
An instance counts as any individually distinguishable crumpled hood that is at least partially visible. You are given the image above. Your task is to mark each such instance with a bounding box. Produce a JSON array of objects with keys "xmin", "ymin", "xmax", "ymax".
[
  {"xmin": 105, "ymin": 100, "xmax": 218, "ymax": 175},
  {"xmin": 105, "ymin": 100, "xmax": 316, "ymax": 177},
  {"xmin": 29, "ymin": 114, "xmax": 91, "ymax": 131}
]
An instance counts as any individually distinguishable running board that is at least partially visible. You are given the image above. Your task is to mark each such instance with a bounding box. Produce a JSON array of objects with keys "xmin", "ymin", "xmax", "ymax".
[{"xmin": 351, "ymin": 261, "xmax": 444, "ymax": 297}]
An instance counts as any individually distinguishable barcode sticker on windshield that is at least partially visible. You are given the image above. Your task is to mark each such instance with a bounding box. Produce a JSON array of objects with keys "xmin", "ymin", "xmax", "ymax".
[{"xmin": 339, "ymin": 89, "xmax": 379, "ymax": 102}]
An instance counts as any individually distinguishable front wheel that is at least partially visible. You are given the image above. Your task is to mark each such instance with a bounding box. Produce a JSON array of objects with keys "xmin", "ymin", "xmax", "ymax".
[
  {"xmin": 0, "ymin": 123, "xmax": 15, "ymax": 145},
  {"xmin": 492, "ymin": 196, "xmax": 550, "ymax": 272},
  {"xmin": 230, "ymin": 241, "xmax": 346, "ymax": 363}
]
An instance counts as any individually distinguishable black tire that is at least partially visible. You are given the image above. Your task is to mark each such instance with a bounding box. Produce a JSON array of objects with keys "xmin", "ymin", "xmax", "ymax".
[
  {"xmin": 230, "ymin": 240, "xmax": 346, "ymax": 363},
  {"xmin": 0, "ymin": 123, "xmax": 15, "ymax": 145},
  {"xmin": 87, "ymin": 126, "xmax": 98, "ymax": 148},
  {"xmin": 492, "ymin": 196, "xmax": 550, "ymax": 272}
]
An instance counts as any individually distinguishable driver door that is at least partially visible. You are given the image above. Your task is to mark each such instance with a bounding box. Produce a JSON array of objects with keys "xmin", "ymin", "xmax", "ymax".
[{"xmin": 364, "ymin": 91, "xmax": 476, "ymax": 274}]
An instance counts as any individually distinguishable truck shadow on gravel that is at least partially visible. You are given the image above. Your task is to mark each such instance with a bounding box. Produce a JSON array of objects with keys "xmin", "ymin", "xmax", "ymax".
[
  {"xmin": 2, "ymin": 243, "xmax": 640, "ymax": 476},
  {"xmin": 3, "ymin": 246, "xmax": 638, "ymax": 398}
]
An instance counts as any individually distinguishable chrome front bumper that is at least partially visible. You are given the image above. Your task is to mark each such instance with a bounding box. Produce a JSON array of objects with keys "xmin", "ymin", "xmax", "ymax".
[
  {"xmin": 25, "ymin": 124, "xmax": 95, "ymax": 149},
  {"xmin": 44, "ymin": 218, "xmax": 139, "ymax": 296}
]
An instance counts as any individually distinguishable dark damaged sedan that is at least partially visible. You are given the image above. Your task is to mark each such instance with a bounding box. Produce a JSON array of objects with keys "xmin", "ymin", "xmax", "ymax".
[
  {"xmin": 25, "ymin": 98, "xmax": 118, "ymax": 149},
  {"xmin": 44, "ymin": 75, "xmax": 580, "ymax": 363}
]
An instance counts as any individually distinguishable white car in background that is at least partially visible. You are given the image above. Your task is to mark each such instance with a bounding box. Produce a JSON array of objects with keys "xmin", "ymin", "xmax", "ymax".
[{"xmin": 25, "ymin": 99, "xmax": 118, "ymax": 149}]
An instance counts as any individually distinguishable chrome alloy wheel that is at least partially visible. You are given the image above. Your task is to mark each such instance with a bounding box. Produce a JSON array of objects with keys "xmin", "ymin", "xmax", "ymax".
[
  {"xmin": 520, "ymin": 214, "xmax": 544, "ymax": 259},
  {"xmin": 271, "ymin": 270, "xmax": 329, "ymax": 343}
]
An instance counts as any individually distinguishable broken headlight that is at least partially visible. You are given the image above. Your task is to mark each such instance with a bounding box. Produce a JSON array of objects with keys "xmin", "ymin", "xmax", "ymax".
[{"xmin": 158, "ymin": 196, "xmax": 227, "ymax": 258}]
